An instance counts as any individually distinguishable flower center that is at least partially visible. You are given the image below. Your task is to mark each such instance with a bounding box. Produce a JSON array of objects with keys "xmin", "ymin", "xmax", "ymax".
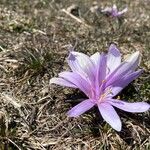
[{"xmin": 98, "ymin": 87, "xmax": 112, "ymax": 103}]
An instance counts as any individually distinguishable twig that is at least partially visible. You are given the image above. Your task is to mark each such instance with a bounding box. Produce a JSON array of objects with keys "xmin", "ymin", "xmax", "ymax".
[
  {"xmin": 1, "ymin": 93, "xmax": 21, "ymax": 108},
  {"xmin": 1, "ymin": 93, "xmax": 30, "ymax": 128},
  {"xmin": 61, "ymin": 9, "xmax": 91, "ymax": 28},
  {"xmin": 0, "ymin": 64, "xmax": 8, "ymax": 73},
  {"xmin": 7, "ymin": 138, "xmax": 22, "ymax": 150}
]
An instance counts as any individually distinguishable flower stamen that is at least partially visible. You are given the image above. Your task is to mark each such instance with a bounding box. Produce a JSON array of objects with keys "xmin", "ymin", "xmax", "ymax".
[
  {"xmin": 102, "ymin": 79, "xmax": 106, "ymax": 83},
  {"xmin": 99, "ymin": 87, "xmax": 112, "ymax": 102},
  {"xmin": 117, "ymin": 96, "xmax": 120, "ymax": 100}
]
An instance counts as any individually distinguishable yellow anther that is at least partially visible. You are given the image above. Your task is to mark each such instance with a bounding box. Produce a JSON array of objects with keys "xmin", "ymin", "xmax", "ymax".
[
  {"xmin": 102, "ymin": 80, "xmax": 106, "ymax": 83},
  {"xmin": 99, "ymin": 87, "xmax": 112, "ymax": 102},
  {"xmin": 101, "ymin": 94, "xmax": 105, "ymax": 99},
  {"xmin": 117, "ymin": 96, "xmax": 120, "ymax": 100}
]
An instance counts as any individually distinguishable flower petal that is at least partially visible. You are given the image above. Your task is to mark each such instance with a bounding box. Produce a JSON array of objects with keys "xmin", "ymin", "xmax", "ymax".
[
  {"xmin": 107, "ymin": 99, "xmax": 150, "ymax": 113},
  {"xmin": 91, "ymin": 53, "xmax": 107, "ymax": 97},
  {"xmin": 101, "ymin": 7, "xmax": 112, "ymax": 13},
  {"xmin": 67, "ymin": 51, "xmax": 95, "ymax": 84},
  {"xmin": 97, "ymin": 54, "xmax": 107, "ymax": 95},
  {"xmin": 111, "ymin": 4, "xmax": 118, "ymax": 16},
  {"xmin": 90, "ymin": 52, "xmax": 101, "ymax": 66},
  {"xmin": 112, "ymin": 4, "xmax": 117, "ymax": 12},
  {"xmin": 107, "ymin": 69, "xmax": 143, "ymax": 97},
  {"xmin": 117, "ymin": 7, "xmax": 128, "ymax": 16},
  {"xmin": 50, "ymin": 77, "xmax": 77, "ymax": 88},
  {"xmin": 107, "ymin": 44, "xmax": 121, "ymax": 74},
  {"xmin": 59, "ymin": 71, "xmax": 92, "ymax": 97},
  {"xmin": 91, "ymin": 53, "xmax": 107, "ymax": 83},
  {"xmin": 67, "ymin": 99, "xmax": 95, "ymax": 117},
  {"xmin": 98, "ymin": 102, "xmax": 122, "ymax": 131},
  {"xmin": 97, "ymin": 53, "xmax": 107, "ymax": 83},
  {"xmin": 125, "ymin": 51, "xmax": 140, "ymax": 71},
  {"xmin": 106, "ymin": 51, "xmax": 140, "ymax": 86}
]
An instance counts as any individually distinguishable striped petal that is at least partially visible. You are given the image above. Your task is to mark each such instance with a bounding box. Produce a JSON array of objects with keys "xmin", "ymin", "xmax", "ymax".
[
  {"xmin": 107, "ymin": 69, "xmax": 143, "ymax": 97},
  {"xmin": 107, "ymin": 44, "xmax": 121, "ymax": 75},
  {"xmin": 106, "ymin": 51, "xmax": 140, "ymax": 86},
  {"xmin": 67, "ymin": 99, "xmax": 95, "ymax": 117},
  {"xmin": 117, "ymin": 7, "xmax": 128, "ymax": 16},
  {"xmin": 98, "ymin": 102, "xmax": 122, "ymax": 131},
  {"xmin": 125, "ymin": 51, "xmax": 140, "ymax": 71},
  {"xmin": 50, "ymin": 77, "xmax": 77, "ymax": 88},
  {"xmin": 90, "ymin": 52, "xmax": 101, "ymax": 66},
  {"xmin": 107, "ymin": 99, "xmax": 150, "ymax": 113},
  {"xmin": 59, "ymin": 71, "xmax": 92, "ymax": 97},
  {"xmin": 67, "ymin": 51, "xmax": 95, "ymax": 84}
]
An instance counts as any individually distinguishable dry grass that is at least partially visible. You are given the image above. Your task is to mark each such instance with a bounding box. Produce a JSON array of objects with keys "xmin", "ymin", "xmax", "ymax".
[{"xmin": 0, "ymin": 0, "xmax": 150, "ymax": 149}]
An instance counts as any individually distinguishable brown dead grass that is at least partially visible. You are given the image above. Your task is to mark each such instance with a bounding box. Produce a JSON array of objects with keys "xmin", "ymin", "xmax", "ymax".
[{"xmin": 0, "ymin": 0, "xmax": 150, "ymax": 149}]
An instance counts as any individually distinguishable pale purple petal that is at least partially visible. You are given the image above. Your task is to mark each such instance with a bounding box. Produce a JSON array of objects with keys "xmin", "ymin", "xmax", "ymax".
[
  {"xmin": 67, "ymin": 51, "xmax": 95, "ymax": 84},
  {"xmin": 98, "ymin": 102, "xmax": 122, "ymax": 131},
  {"xmin": 107, "ymin": 69, "xmax": 143, "ymax": 97},
  {"xmin": 97, "ymin": 53, "xmax": 107, "ymax": 84},
  {"xmin": 101, "ymin": 4, "xmax": 117, "ymax": 15},
  {"xmin": 91, "ymin": 53, "xmax": 107, "ymax": 98},
  {"xmin": 59, "ymin": 71, "xmax": 92, "ymax": 97},
  {"xmin": 91, "ymin": 53, "xmax": 107, "ymax": 83},
  {"xmin": 102, "ymin": 5, "xmax": 127, "ymax": 17},
  {"xmin": 108, "ymin": 99, "xmax": 150, "ymax": 113},
  {"xmin": 107, "ymin": 44, "xmax": 121, "ymax": 75},
  {"xmin": 112, "ymin": 4, "xmax": 117, "ymax": 11},
  {"xmin": 125, "ymin": 51, "xmax": 140, "ymax": 71},
  {"xmin": 101, "ymin": 7, "xmax": 112, "ymax": 13},
  {"xmin": 111, "ymin": 4, "xmax": 118, "ymax": 16},
  {"xmin": 95, "ymin": 54, "xmax": 107, "ymax": 96},
  {"xmin": 106, "ymin": 51, "xmax": 140, "ymax": 86},
  {"xmin": 50, "ymin": 77, "xmax": 77, "ymax": 88},
  {"xmin": 106, "ymin": 62, "xmax": 131, "ymax": 86},
  {"xmin": 67, "ymin": 99, "xmax": 95, "ymax": 117},
  {"xmin": 117, "ymin": 7, "xmax": 128, "ymax": 16},
  {"xmin": 90, "ymin": 52, "xmax": 101, "ymax": 66}
]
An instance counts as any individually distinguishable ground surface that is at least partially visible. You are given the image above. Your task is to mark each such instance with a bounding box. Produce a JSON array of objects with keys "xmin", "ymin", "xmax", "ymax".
[{"xmin": 0, "ymin": 0, "xmax": 150, "ymax": 150}]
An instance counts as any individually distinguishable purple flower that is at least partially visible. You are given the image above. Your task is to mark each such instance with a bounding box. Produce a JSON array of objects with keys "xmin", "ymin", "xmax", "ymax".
[
  {"xmin": 101, "ymin": 4, "xmax": 127, "ymax": 17},
  {"xmin": 50, "ymin": 44, "xmax": 150, "ymax": 131}
]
